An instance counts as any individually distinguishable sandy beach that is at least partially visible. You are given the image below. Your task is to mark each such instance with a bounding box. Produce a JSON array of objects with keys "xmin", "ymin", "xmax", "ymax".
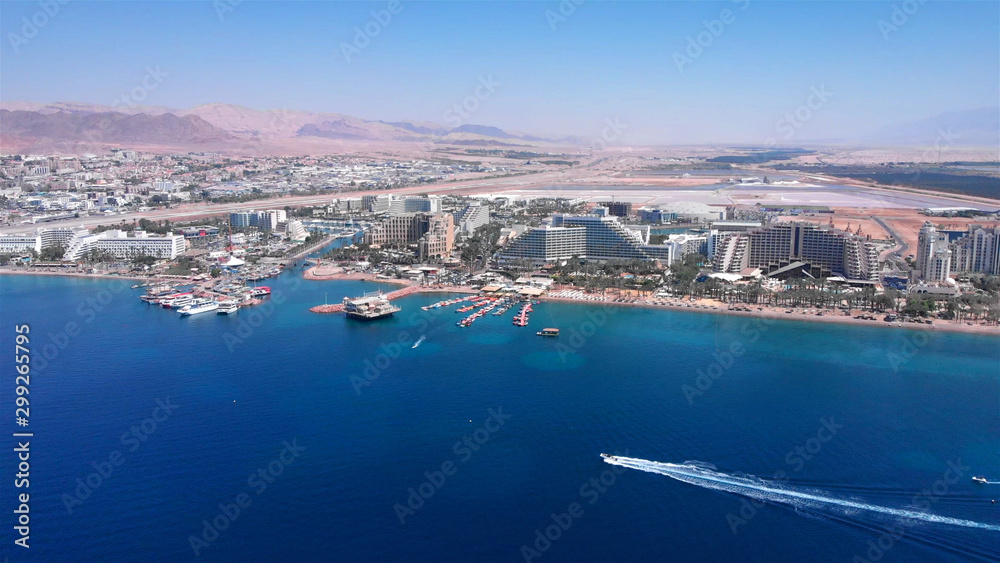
[{"xmin": 539, "ymin": 293, "xmax": 999, "ymax": 336}]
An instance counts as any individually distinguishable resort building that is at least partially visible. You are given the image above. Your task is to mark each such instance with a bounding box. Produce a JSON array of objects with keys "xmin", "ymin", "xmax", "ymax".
[
  {"xmin": 497, "ymin": 215, "xmax": 694, "ymax": 265},
  {"xmin": 417, "ymin": 213, "xmax": 456, "ymax": 261},
  {"xmin": 949, "ymin": 225, "xmax": 1000, "ymax": 275},
  {"xmin": 387, "ymin": 195, "xmax": 441, "ymax": 216},
  {"xmin": 229, "ymin": 209, "xmax": 287, "ymax": 230},
  {"xmin": 454, "ymin": 201, "xmax": 490, "ymax": 234},
  {"xmin": 62, "ymin": 230, "xmax": 186, "ymax": 261},
  {"xmin": 363, "ymin": 195, "xmax": 391, "ymax": 213},
  {"xmin": 713, "ymin": 222, "xmax": 879, "ymax": 280},
  {"xmin": 915, "ymin": 221, "xmax": 953, "ymax": 282},
  {"xmin": 0, "ymin": 234, "xmax": 41, "ymax": 254},
  {"xmin": 364, "ymin": 212, "xmax": 455, "ymax": 260},
  {"xmin": 0, "ymin": 227, "xmax": 86, "ymax": 255}
]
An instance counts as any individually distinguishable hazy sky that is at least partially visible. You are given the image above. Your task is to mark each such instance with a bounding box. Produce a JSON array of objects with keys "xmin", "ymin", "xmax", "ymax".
[{"xmin": 2, "ymin": 1, "xmax": 998, "ymax": 144}]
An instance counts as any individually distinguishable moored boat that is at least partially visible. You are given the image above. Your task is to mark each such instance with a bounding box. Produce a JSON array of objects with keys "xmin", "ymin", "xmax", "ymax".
[
  {"xmin": 216, "ymin": 301, "xmax": 239, "ymax": 315},
  {"xmin": 179, "ymin": 300, "xmax": 220, "ymax": 316}
]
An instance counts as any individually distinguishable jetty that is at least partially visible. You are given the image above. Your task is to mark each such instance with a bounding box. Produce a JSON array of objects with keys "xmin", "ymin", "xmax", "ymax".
[{"xmin": 309, "ymin": 284, "xmax": 421, "ymax": 314}]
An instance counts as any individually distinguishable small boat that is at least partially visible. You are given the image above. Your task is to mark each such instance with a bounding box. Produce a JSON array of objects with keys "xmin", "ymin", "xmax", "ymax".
[
  {"xmin": 973, "ymin": 476, "xmax": 989, "ymax": 484},
  {"xmin": 412, "ymin": 335, "xmax": 426, "ymax": 349},
  {"xmin": 537, "ymin": 328, "xmax": 560, "ymax": 337},
  {"xmin": 601, "ymin": 453, "xmax": 616, "ymax": 460}
]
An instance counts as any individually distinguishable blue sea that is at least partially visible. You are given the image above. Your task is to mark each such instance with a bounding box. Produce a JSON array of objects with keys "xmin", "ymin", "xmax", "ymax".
[{"xmin": 1, "ymin": 270, "xmax": 998, "ymax": 562}]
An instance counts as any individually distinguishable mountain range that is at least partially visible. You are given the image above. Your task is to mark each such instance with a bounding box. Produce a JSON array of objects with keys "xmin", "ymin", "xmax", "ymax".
[
  {"xmin": 0, "ymin": 101, "xmax": 586, "ymax": 155},
  {"xmin": 0, "ymin": 101, "xmax": 995, "ymax": 155}
]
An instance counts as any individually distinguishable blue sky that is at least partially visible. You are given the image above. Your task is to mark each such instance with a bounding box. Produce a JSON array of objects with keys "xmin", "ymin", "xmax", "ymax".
[{"xmin": 1, "ymin": 1, "xmax": 997, "ymax": 144}]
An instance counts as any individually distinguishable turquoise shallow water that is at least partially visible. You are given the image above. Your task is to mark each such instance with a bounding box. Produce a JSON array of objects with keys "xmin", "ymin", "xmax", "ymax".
[{"xmin": 1, "ymin": 271, "xmax": 998, "ymax": 562}]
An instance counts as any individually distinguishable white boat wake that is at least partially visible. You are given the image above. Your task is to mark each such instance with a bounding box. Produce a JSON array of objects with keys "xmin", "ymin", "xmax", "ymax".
[{"xmin": 604, "ymin": 456, "xmax": 1000, "ymax": 532}]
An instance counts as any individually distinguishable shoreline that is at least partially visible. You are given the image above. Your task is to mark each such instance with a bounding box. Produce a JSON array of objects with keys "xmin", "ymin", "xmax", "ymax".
[
  {"xmin": 303, "ymin": 267, "xmax": 998, "ymax": 335},
  {"xmin": 0, "ymin": 269, "xmax": 152, "ymax": 282},
  {"xmin": 4, "ymin": 267, "xmax": 996, "ymax": 336},
  {"xmin": 538, "ymin": 295, "xmax": 999, "ymax": 336}
]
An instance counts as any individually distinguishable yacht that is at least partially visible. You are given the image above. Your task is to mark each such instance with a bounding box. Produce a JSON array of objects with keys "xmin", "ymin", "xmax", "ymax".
[
  {"xmin": 179, "ymin": 300, "xmax": 219, "ymax": 316},
  {"xmin": 161, "ymin": 293, "xmax": 194, "ymax": 308},
  {"xmin": 216, "ymin": 301, "xmax": 239, "ymax": 315}
]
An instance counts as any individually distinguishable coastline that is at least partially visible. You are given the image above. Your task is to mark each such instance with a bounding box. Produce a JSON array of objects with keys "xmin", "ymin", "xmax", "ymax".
[
  {"xmin": 0, "ymin": 268, "xmax": 151, "ymax": 282},
  {"xmin": 4, "ymin": 266, "xmax": 996, "ymax": 336},
  {"xmin": 539, "ymin": 295, "xmax": 999, "ymax": 336}
]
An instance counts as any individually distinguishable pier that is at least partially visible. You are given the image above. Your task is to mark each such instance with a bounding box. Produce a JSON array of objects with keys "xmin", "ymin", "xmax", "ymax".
[{"xmin": 309, "ymin": 284, "xmax": 421, "ymax": 314}]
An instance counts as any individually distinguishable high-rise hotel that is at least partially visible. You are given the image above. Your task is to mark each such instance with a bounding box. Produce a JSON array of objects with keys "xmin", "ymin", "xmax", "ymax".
[{"xmin": 713, "ymin": 222, "xmax": 879, "ymax": 280}]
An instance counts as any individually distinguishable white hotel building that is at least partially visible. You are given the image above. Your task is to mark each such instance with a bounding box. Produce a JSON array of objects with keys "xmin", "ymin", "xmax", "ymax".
[
  {"xmin": 63, "ymin": 230, "xmax": 186, "ymax": 261},
  {"xmin": 0, "ymin": 227, "xmax": 185, "ymax": 261},
  {"xmin": 498, "ymin": 215, "xmax": 703, "ymax": 265}
]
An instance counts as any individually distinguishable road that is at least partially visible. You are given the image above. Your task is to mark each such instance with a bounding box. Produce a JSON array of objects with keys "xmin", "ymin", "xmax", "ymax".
[{"xmin": 872, "ymin": 215, "xmax": 910, "ymax": 264}]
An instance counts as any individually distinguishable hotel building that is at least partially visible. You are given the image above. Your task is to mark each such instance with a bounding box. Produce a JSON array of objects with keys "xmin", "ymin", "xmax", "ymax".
[
  {"xmin": 364, "ymin": 212, "xmax": 455, "ymax": 261},
  {"xmin": 713, "ymin": 222, "xmax": 879, "ymax": 280},
  {"xmin": 915, "ymin": 221, "xmax": 952, "ymax": 282},
  {"xmin": 950, "ymin": 224, "xmax": 1000, "ymax": 275},
  {"xmin": 497, "ymin": 215, "xmax": 699, "ymax": 265}
]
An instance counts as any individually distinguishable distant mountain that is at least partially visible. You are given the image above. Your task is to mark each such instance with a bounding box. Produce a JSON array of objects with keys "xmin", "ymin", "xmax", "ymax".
[
  {"xmin": 0, "ymin": 101, "xmax": 579, "ymax": 154},
  {"xmin": 867, "ymin": 108, "xmax": 999, "ymax": 147},
  {"xmin": 0, "ymin": 109, "xmax": 232, "ymax": 152}
]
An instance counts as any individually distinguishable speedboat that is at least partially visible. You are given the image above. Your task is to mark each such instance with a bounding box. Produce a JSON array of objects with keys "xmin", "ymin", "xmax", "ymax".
[
  {"xmin": 973, "ymin": 476, "xmax": 988, "ymax": 484},
  {"xmin": 600, "ymin": 453, "xmax": 616, "ymax": 460}
]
